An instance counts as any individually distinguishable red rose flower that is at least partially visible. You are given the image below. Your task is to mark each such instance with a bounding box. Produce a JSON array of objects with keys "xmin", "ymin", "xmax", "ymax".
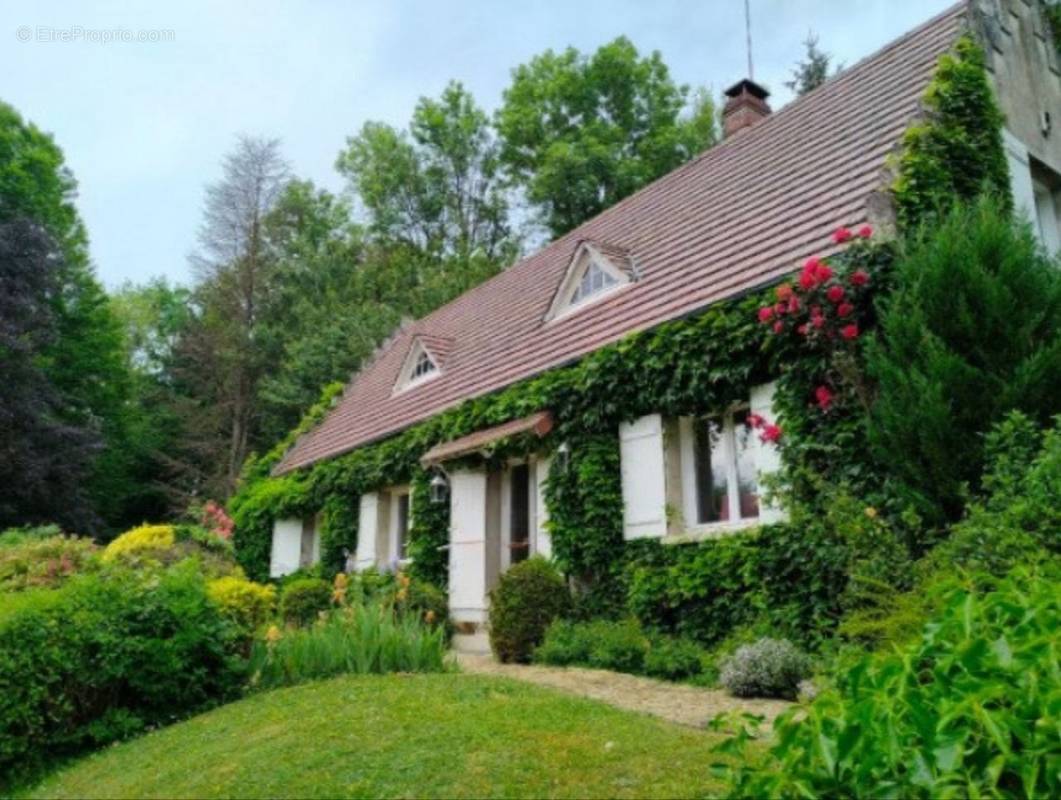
[
  {"xmin": 799, "ymin": 271, "xmax": 816, "ymax": 290},
  {"xmin": 850, "ymin": 270, "xmax": 870, "ymax": 286},
  {"xmin": 776, "ymin": 283, "xmax": 793, "ymax": 302},
  {"xmin": 826, "ymin": 285, "xmax": 845, "ymax": 304},
  {"xmin": 841, "ymin": 324, "xmax": 860, "ymax": 340},
  {"xmin": 797, "ymin": 323, "xmax": 809, "ymax": 336},
  {"xmin": 758, "ymin": 306, "xmax": 774, "ymax": 323},
  {"xmin": 746, "ymin": 413, "xmax": 765, "ymax": 429},
  {"xmin": 837, "ymin": 302, "xmax": 854, "ymax": 317},
  {"xmin": 774, "ymin": 301, "xmax": 786, "ymax": 315},
  {"xmin": 816, "ymin": 263, "xmax": 834, "ymax": 282},
  {"xmin": 772, "ymin": 321, "xmax": 784, "ymax": 334},
  {"xmin": 815, "ymin": 385, "xmax": 834, "ymax": 411},
  {"xmin": 760, "ymin": 424, "xmax": 782, "ymax": 444},
  {"xmin": 833, "ymin": 227, "xmax": 853, "ymax": 244},
  {"xmin": 787, "ymin": 295, "xmax": 801, "ymax": 313},
  {"xmin": 858, "ymin": 225, "xmax": 873, "ymax": 239}
]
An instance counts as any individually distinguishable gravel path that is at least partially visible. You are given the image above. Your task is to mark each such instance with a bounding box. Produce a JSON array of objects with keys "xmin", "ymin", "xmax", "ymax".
[{"xmin": 455, "ymin": 652, "xmax": 790, "ymax": 729}]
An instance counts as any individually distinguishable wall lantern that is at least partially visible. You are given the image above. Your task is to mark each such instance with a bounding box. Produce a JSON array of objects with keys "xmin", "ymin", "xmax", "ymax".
[
  {"xmin": 429, "ymin": 472, "xmax": 449, "ymax": 503},
  {"xmin": 556, "ymin": 441, "xmax": 571, "ymax": 472}
]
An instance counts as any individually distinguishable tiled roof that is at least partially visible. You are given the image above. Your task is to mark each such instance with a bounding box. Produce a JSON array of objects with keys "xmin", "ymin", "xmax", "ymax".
[{"xmin": 276, "ymin": 3, "xmax": 964, "ymax": 474}]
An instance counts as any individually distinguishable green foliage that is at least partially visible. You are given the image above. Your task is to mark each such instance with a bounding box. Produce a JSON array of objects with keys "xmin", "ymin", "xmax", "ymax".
[
  {"xmin": 627, "ymin": 536, "xmax": 763, "ymax": 647},
  {"xmin": 535, "ymin": 617, "xmax": 706, "ymax": 682},
  {"xmin": 279, "ymin": 577, "xmax": 333, "ymax": 627},
  {"xmin": 785, "ymin": 33, "xmax": 840, "ymax": 96},
  {"xmin": 248, "ymin": 600, "xmax": 449, "ymax": 689},
  {"xmin": 488, "ymin": 557, "xmax": 571, "ymax": 663},
  {"xmin": 206, "ymin": 575, "xmax": 277, "ymax": 632},
  {"xmin": 496, "ymin": 36, "xmax": 717, "ymax": 236},
  {"xmin": 0, "ymin": 561, "xmax": 246, "ymax": 780},
  {"xmin": 407, "ymin": 469, "xmax": 449, "ymax": 586},
  {"xmin": 866, "ymin": 198, "xmax": 1061, "ymax": 524},
  {"xmin": 715, "ymin": 568, "xmax": 1061, "ymax": 799},
  {"xmin": 101, "ymin": 522, "xmax": 237, "ymax": 578},
  {"xmin": 892, "ymin": 37, "xmax": 1011, "ymax": 230},
  {"xmin": 0, "ymin": 534, "xmax": 98, "ymax": 594},
  {"xmin": 718, "ymin": 637, "xmax": 812, "ymax": 700}
]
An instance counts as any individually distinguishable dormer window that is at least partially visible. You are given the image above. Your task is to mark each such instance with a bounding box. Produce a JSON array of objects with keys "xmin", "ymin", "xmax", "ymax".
[
  {"xmin": 546, "ymin": 240, "xmax": 637, "ymax": 321},
  {"xmin": 394, "ymin": 337, "xmax": 446, "ymax": 393}
]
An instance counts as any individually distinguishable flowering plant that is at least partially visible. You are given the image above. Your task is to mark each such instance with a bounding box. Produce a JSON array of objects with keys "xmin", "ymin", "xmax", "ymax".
[
  {"xmin": 758, "ymin": 227, "xmax": 879, "ymax": 414},
  {"xmin": 201, "ymin": 500, "xmax": 234, "ymax": 541}
]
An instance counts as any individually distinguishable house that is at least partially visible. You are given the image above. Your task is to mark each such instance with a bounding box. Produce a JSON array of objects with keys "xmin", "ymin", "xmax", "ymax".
[{"xmin": 267, "ymin": 1, "xmax": 1061, "ymax": 636}]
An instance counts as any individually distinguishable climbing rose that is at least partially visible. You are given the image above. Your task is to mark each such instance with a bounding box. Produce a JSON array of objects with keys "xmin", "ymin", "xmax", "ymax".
[
  {"xmin": 760, "ymin": 424, "xmax": 782, "ymax": 444},
  {"xmin": 787, "ymin": 295, "xmax": 801, "ymax": 314},
  {"xmin": 833, "ymin": 227, "xmax": 854, "ymax": 244},
  {"xmin": 758, "ymin": 306, "xmax": 774, "ymax": 323},
  {"xmin": 799, "ymin": 258, "xmax": 822, "ymax": 289},
  {"xmin": 746, "ymin": 413, "xmax": 765, "ymax": 429},
  {"xmin": 858, "ymin": 225, "xmax": 873, "ymax": 238},
  {"xmin": 850, "ymin": 269, "xmax": 870, "ymax": 286},
  {"xmin": 841, "ymin": 324, "xmax": 860, "ymax": 340},
  {"xmin": 797, "ymin": 323, "xmax": 809, "ymax": 336},
  {"xmin": 816, "ymin": 263, "xmax": 834, "ymax": 282},
  {"xmin": 774, "ymin": 302, "xmax": 786, "ymax": 315},
  {"xmin": 826, "ymin": 285, "xmax": 845, "ymax": 303},
  {"xmin": 837, "ymin": 301, "xmax": 855, "ymax": 318},
  {"xmin": 811, "ymin": 307, "xmax": 826, "ymax": 328},
  {"xmin": 772, "ymin": 321, "xmax": 784, "ymax": 334},
  {"xmin": 815, "ymin": 385, "xmax": 834, "ymax": 411},
  {"xmin": 776, "ymin": 283, "xmax": 793, "ymax": 301}
]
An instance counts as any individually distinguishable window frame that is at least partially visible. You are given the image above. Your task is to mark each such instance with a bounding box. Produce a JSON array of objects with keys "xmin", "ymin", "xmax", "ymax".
[
  {"xmin": 500, "ymin": 458, "xmax": 538, "ymax": 572},
  {"xmin": 676, "ymin": 406, "xmax": 762, "ymax": 538},
  {"xmin": 393, "ymin": 341, "xmax": 442, "ymax": 394},
  {"xmin": 388, "ymin": 486, "xmax": 412, "ymax": 567},
  {"xmin": 545, "ymin": 245, "xmax": 633, "ymax": 322}
]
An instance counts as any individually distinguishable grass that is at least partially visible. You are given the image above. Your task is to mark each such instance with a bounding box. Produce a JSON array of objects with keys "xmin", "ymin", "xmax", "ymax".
[{"xmin": 25, "ymin": 673, "xmax": 743, "ymax": 799}]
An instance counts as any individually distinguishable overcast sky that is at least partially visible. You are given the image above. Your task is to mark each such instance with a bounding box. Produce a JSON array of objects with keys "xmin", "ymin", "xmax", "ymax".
[{"xmin": 2, "ymin": 0, "xmax": 955, "ymax": 288}]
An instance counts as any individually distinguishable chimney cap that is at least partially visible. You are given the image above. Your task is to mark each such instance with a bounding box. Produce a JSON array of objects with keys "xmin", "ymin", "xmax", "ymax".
[{"xmin": 724, "ymin": 78, "xmax": 770, "ymax": 100}]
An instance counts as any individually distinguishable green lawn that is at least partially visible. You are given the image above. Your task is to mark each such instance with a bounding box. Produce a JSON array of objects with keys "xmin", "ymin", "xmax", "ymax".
[{"xmin": 25, "ymin": 674, "xmax": 743, "ymax": 799}]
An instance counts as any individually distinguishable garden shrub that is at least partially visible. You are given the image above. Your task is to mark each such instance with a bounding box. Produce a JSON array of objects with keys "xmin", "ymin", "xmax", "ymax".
[
  {"xmin": 643, "ymin": 634, "xmax": 705, "ymax": 681},
  {"xmin": 719, "ymin": 637, "xmax": 812, "ymax": 700},
  {"xmin": 387, "ymin": 572, "xmax": 449, "ymax": 632},
  {"xmin": 249, "ymin": 598, "xmax": 449, "ymax": 689},
  {"xmin": 279, "ymin": 577, "xmax": 332, "ymax": 626},
  {"xmin": 102, "ymin": 523, "xmax": 175, "ymax": 561},
  {"xmin": 715, "ymin": 567, "xmax": 1061, "ymax": 799},
  {"xmin": 207, "ymin": 575, "xmax": 277, "ymax": 632},
  {"xmin": 865, "ymin": 197, "xmax": 1061, "ymax": 525},
  {"xmin": 102, "ymin": 522, "xmax": 238, "ymax": 577},
  {"xmin": 0, "ymin": 560, "xmax": 246, "ymax": 780},
  {"xmin": 488, "ymin": 557, "xmax": 570, "ymax": 663},
  {"xmin": 0, "ymin": 534, "xmax": 98, "ymax": 593},
  {"xmin": 0, "ymin": 524, "xmax": 62, "ymax": 546}
]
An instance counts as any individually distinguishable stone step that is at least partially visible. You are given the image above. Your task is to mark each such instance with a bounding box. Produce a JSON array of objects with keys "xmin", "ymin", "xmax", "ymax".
[{"xmin": 452, "ymin": 632, "xmax": 491, "ymax": 655}]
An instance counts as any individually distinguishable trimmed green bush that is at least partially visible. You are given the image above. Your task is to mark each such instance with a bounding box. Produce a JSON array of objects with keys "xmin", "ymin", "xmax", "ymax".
[
  {"xmin": 718, "ymin": 637, "xmax": 812, "ymax": 699},
  {"xmin": 715, "ymin": 567, "xmax": 1061, "ymax": 798},
  {"xmin": 488, "ymin": 557, "xmax": 570, "ymax": 663},
  {"xmin": 279, "ymin": 577, "xmax": 332, "ymax": 627},
  {"xmin": 0, "ymin": 561, "xmax": 246, "ymax": 781},
  {"xmin": 249, "ymin": 599, "xmax": 449, "ymax": 689},
  {"xmin": 206, "ymin": 575, "xmax": 277, "ymax": 632}
]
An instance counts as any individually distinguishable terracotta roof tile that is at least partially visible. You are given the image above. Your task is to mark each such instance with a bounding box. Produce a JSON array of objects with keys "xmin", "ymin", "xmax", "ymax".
[{"xmin": 276, "ymin": 4, "xmax": 965, "ymax": 474}]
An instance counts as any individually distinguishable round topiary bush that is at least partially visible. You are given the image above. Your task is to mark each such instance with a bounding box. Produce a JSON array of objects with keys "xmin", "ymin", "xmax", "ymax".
[
  {"xmin": 207, "ymin": 575, "xmax": 277, "ymax": 632},
  {"xmin": 719, "ymin": 637, "xmax": 812, "ymax": 699},
  {"xmin": 280, "ymin": 577, "xmax": 332, "ymax": 626},
  {"xmin": 488, "ymin": 557, "xmax": 570, "ymax": 663}
]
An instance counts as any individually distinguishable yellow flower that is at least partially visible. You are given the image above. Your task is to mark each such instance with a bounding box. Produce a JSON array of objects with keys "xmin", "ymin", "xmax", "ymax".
[
  {"xmin": 265, "ymin": 624, "xmax": 282, "ymax": 645},
  {"xmin": 398, "ymin": 572, "xmax": 411, "ymax": 589},
  {"xmin": 424, "ymin": 610, "xmax": 436, "ymax": 624},
  {"xmin": 333, "ymin": 572, "xmax": 349, "ymax": 590},
  {"xmin": 864, "ymin": 506, "xmax": 878, "ymax": 519},
  {"xmin": 396, "ymin": 588, "xmax": 408, "ymax": 603}
]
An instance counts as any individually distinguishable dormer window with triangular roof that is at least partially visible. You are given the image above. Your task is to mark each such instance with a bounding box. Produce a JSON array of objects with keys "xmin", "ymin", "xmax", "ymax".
[
  {"xmin": 394, "ymin": 337, "xmax": 444, "ymax": 393},
  {"xmin": 546, "ymin": 240, "xmax": 636, "ymax": 321}
]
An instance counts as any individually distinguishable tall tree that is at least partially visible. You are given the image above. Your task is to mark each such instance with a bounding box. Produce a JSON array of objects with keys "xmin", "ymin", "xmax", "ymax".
[
  {"xmin": 495, "ymin": 37, "xmax": 718, "ymax": 237},
  {"xmin": 190, "ymin": 136, "xmax": 290, "ymax": 491},
  {"xmin": 785, "ymin": 33, "xmax": 840, "ymax": 97},
  {"xmin": 0, "ymin": 218, "xmax": 99, "ymax": 532},
  {"xmin": 337, "ymin": 81, "xmax": 516, "ymax": 263},
  {"xmin": 0, "ymin": 99, "xmax": 133, "ymax": 534}
]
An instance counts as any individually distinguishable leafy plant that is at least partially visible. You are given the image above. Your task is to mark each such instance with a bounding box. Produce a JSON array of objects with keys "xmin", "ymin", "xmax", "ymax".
[
  {"xmin": 279, "ymin": 577, "xmax": 332, "ymax": 627},
  {"xmin": 488, "ymin": 557, "xmax": 571, "ymax": 663},
  {"xmin": 249, "ymin": 599, "xmax": 449, "ymax": 689},
  {"xmin": 718, "ymin": 637, "xmax": 811, "ymax": 699},
  {"xmin": 714, "ymin": 568, "xmax": 1061, "ymax": 798},
  {"xmin": 0, "ymin": 534, "xmax": 98, "ymax": 593},
  {"xmin": 206, "ymin": 575, "xmax": 277, "ymax": 632}
]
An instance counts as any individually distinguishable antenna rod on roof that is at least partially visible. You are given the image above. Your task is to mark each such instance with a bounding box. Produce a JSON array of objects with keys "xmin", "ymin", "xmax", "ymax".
[{"xmin": 745, "ymin": 0, "xmax": 754, "ymax": 79}]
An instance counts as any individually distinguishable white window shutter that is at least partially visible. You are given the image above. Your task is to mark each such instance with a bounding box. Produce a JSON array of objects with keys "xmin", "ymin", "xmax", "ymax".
[
  {"xmin": 355, "ymin": 493, "xmax": 380, "ymax": 570},
  {"xmin": 619, "ymin": 414, "xmax": 669, "ymax": 540},
  {"xmin": 750, "ymin": 381, "xmax": 785, "ymax": 523},
  {"xmin": 534, "ymin": 457, "xmax": 552, "ymax": 559},
  {"xmin": 1003, "ymin": 129, "xmax": 1036, "ymax": 226},
  {"xmin": 270, "ymin": 518, "xmax": 303, "ymax": 578}
]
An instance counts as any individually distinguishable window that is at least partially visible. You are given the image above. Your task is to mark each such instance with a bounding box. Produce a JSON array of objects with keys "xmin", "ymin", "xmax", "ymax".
[
  {"xmin": 569, "ymin": 261, "xmax": 619, "ymax": 306},
  {"xmin": 298, "ymin": 515, "xmax": 320, "ymax": 568},
  {"xmin": 690, "ymin": 410, "xmax": 759, "ymax": 525},
  {"xmin": 391, "ymin": 490, "xmax": 411, "ymax": 563},
  {"xmin": 1033, "ymin": 176, "xmax": 1061, "ymax": 254},
  {"xmin": 410, "ymin": 350, "xmax": 437, "ymax": 381}
]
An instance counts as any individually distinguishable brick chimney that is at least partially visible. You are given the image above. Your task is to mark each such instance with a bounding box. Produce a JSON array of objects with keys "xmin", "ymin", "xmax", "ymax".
[{"xmin": 722, "ymin": 79, "xmax": 771, "ymax": 138}]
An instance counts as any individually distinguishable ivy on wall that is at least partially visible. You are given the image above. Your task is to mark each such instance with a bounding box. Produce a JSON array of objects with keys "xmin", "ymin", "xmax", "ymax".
[
  {"xmin": 228, "ymin": 31, "xmax": 1011, "ymax": 646},
  {"xmin": 891, "ymin": 36, "xmax": 1010, "ymax": 231}
]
